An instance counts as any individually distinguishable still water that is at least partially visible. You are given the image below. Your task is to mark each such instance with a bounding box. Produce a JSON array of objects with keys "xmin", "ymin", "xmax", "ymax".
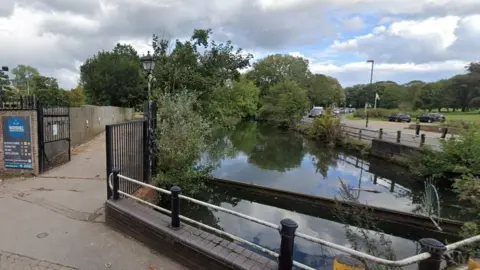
[{"xmin": 171, "ymin": 122, "xmax": 463, "ymax": 269}]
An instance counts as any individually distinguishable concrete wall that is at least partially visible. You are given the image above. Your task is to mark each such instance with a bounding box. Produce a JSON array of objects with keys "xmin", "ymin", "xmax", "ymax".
[
  {"xmin": 370, "ymin": 138, "xmax": 422, "ymax": 160},
  {"xmin": 70, "ymin": 106, "xmax": 134, "ymax": 147},
  {"xmin": 0, "ymin": 110, "xmax": 39, "ymax": 176}
]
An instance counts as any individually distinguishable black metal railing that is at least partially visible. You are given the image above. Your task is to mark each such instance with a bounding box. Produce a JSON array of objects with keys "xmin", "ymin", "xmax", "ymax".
[
  {"xmin": 106, "ymin": 120, "xmax": 149, "ymax": 197},
  {"xmin": 108, "ymin": 170, "xmax": 480, "ymax": 270},
  {"xmin": 0, "ymin": 96, "xmax": 38, "ymax": 110}
]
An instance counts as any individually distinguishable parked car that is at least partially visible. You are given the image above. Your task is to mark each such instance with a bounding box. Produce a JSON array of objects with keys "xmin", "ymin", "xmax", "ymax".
[
  {"xmin": 388, "ymin": 113, "xmax": 411, "ymax": 123},
  {"xmin": 333, "ymin": 108, "xmax": 341, "ymax": 115},
  {"xmin": 418, "ymin": 113, "xmax": 446, "ymax": 123},
  {"xmin": 308, "ymin": 108, "xmax": 323, "ymax": 118}
]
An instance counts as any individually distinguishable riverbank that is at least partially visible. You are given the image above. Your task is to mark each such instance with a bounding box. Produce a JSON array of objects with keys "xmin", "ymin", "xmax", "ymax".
[{"xmin": 293, "ymin": 121, "xmax": 412, "ymax": 165}]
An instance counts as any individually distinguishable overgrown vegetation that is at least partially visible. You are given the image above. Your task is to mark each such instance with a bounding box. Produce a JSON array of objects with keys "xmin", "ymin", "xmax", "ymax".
[
  {"xmin": 335, "ymin": 180, "xmax": 397, "ymax": 270},
  {"xmin": 154, "ymin": 91, "xmax": 213, "ymax": 194},
  {"xmin": 452, "ymin": 174, "xmax": 480, "ymax": 259},
  {"xmin": 309, "ymin": 108, "xmax": 342, "ymax": 144},
  {"xmin": 412, "ymin": 127, "xmax": 480, "ymax": 180}
]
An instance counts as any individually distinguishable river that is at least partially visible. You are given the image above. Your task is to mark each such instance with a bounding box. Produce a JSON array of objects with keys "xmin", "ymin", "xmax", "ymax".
[{"xmin": 165, "ymin": 122, "xmax": 465, "ymax": 269}]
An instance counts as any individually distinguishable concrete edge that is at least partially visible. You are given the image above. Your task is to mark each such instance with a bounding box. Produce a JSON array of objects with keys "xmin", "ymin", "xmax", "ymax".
[{"xmin": 105, "ymin": 199, "xmax": 278, "ymax": 270}]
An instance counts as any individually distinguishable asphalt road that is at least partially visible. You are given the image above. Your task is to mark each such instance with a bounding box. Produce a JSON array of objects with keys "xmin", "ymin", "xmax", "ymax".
[{"xmin": 302, "ymin": 115, "xmax": 450, "ymax": 149}]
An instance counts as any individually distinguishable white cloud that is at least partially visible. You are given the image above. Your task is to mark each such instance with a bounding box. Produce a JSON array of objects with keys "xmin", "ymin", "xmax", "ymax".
[
  {"xmin": 1, "ymin": 0, "xmax": 480, "ymax": 88},
  {"xmin": 329, "ymin": 15, "xmax": 480, "ymax": 64},
  {"xmin": 310, "ymin": 61, "xmax": 468, "ymax": 87},
  {"xmin": 343, "ymin": 16, "xmax": 366, "ymax": 32}
]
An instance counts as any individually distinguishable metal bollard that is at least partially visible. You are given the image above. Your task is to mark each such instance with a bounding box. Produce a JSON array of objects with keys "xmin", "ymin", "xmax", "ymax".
[
  {"xmin": 359, "ymin": 129, "xmax": 362, "ymax": 140},
  {"xmin": 112, "ymin": 168, "xmax": 120, "ymax": 200},
  {"xmin": 170, "ymin": 186, "xmax": 182, "ymax": 229},
  {"xmin": 333, "ymin": 254, "xmax": 365, "ymax": 270},
  {"xmin": 278, "ymin": 218, "xmax": 298, "ymax": 270},
  {"xmin": 420, "ymin": 134, "xmax": 426, "ymax": 146},
  {"xmin": 441, "ymin": 128, "xmax": 448, "ymax": 139},
  {"xmin": 396, "ymin": 130, "xmax": 401, "ymax": 143},
  {"xmin": 417, "ymin": 238, "xmax": 446, "ymax": 270},
  {"xmin": 379, "ymin": 128, "xmax": 383, "ymax": 140},
  {"xmin": 416, "ymin": 124, "xmax": 421, "ymax": 136}
]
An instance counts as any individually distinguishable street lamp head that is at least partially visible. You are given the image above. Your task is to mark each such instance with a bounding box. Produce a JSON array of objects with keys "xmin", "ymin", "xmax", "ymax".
[
  {"xmin": 366, "ymin": 60, "xmax": 374, "ymax": 63},
  {"xmin": 140, "ymin": 51, "xmax": 156, "ymax": 72}
]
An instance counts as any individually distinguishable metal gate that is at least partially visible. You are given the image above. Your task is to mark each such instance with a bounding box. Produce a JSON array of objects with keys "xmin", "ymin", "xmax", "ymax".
[{"xmin": 38, "ymin": 106, "xmax": 71, "ymax": 173}]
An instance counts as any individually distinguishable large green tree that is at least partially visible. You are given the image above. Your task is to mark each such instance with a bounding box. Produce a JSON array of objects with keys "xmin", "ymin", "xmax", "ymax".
[
  {"xmin": 247, "ymin": 54, "xmax": 310, "ymax": 96},
  {"xmin": 259, "ymin": 80, "xmax": 309, "ymax": 127},
  {"xmin": 204, "ymin": 77, "xmax": 260, "ymax": 123},
  {"xmin": 80, "ymin": 44, "xmax": 146, "ymax": 107},
  {"xmin": 151, "ymin": 29, "xmax": 252, "ymax": 108},
  {"xmin": 11, "ymin": 65, "xmax": 39, "ymax": 94},
  {"xmin": 305, "ymin": 74, "xmax": 345, "ymax": 107}
]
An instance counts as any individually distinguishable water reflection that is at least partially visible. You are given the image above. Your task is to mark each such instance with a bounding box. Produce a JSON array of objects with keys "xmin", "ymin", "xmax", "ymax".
[
  {"xmin": 166, "ymin": 185, "xmax": 418, "ymax": 270},
  {"xmin": 203, "ymin": 122, "xmax": 464, "ymax": 221}
]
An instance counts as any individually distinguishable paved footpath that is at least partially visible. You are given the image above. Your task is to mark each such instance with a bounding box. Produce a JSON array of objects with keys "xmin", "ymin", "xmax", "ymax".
[{"xmin": 0, "ymin": 134, "xmax": 187, "ymax": 270}]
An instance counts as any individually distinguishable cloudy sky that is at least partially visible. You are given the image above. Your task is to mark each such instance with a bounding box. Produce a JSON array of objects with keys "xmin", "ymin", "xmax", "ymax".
[{"xmin": 1, "ymin": 0, "xmax": 479, "ymax": 89}]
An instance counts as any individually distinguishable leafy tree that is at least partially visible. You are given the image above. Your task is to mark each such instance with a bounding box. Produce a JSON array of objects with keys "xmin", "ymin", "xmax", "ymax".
[
  {"xmin": 151, "ymin": 29, "xmax": 252, "ymax": 108},
  {"xmin": 80, "ymin": 44, "xmax": 146, "ymax": 108},
  {"xmin": 247, "ymin": 54, "xmax": 311, "ymax": 96},
  {"xmin": 11, "ymin": 65, "xmax": 39, "ymax": 94},
  {"xmin": 64, "ymin": 87, "xmax": 86, "ymax": 107},
  {"xmin": 30, "ymin": 75, "xmax": 67, "ymax": 106},
  {"xmin": 204, "ymin": 77, "xmax": 260, "ymax": 124},
  {"xmin": 258, "ymin": 80, "xmax": 309, "ymax": 127},
  {"xmin": 306, "ymin": 74, "xmax": 345, "ymax": 107}
]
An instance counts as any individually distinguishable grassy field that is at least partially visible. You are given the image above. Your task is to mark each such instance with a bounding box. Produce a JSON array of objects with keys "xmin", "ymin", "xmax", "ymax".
[
  {"xmin": 349, "ymin": 109, "xmax": 480, "ymax": 123},
  {"xmin": 441, "ymin": 112, "xmax": 480, "ymax": 122}
]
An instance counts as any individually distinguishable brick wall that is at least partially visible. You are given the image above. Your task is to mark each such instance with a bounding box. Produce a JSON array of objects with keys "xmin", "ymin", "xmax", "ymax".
[{"xmin": 0, "ymin": 110, "xmax": 39, "ymax": 176}]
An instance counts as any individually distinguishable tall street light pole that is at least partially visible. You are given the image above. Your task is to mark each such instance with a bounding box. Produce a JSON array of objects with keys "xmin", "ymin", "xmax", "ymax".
[
  {"xmin": 366, "ymin": 60, "xmax": 375, "ymax": 128},
  {"xmin": 140, "ymin": 51, "xmax": 156, "ymax": 102}
]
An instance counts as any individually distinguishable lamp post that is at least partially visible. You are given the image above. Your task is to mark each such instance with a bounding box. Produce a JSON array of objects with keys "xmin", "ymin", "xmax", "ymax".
[
  {"xmin": 365, "ymin": 60, "xmax": 375, "ymax": 128},
  {"xmin": 140, "ymin": 51, "xmax": 156, "ymax": 101}
]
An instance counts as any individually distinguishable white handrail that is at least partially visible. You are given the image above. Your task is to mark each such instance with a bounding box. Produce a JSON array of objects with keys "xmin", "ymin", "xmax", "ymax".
[
  {"xmin": 115, "ymin": 173, "xmax": 480, "ymax": 268},
  {"xmin": 118, "ymin": 174, "xmax": 171, "ymax": 195},
  {"xmin": 179, "ymin": 194, "xmax": 280, "ymax": 231},
  {"xmin": 118, "ymin": 189, "xmax": 315, "ymax": 270}
]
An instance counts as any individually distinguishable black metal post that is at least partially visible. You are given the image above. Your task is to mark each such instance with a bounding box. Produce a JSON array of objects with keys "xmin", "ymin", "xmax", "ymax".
[
  {"xmin": 396, "ymin": 130, "xmax": 401, "ymax": 143},
  {"xmin": 379, "ymin": 128, "xmax": 383, "ymax": 139},
  {"xmin": 106, "ymin": 125, "xmax": 113, "ymax": 199},
  {"xmin": 418, "ymin": 238, "xmax": 446, "ymax": 270},
  {"xmin": 278, "ymin": 218, "xmax": 298, "ymax": 270},
  {"xmin": 365, "ymin": 111, "xmax": 369, "ymax": 128},
  {"xmin": 112, "ymin": 168, "xmax": 120, "ymax": 200},
  {"xmin": 441, "ymin": 128, "xmax": 448, "ymax": 139},
  {"xmin": 359, "ymin": 129, "xmax": 362, "ymax": 140},
  {"xmin": 142, "ymin": 120, "xmax": 149, "ymax": 182},
  {"xmin": 421, "ymin": 134, "xmax": 426, "ymax": 146},
  {"xmin": 170, "ymin": 186, "xmax": 182, "ymax": 229},
  {"xmin": 416, "ymin": 124, "xmax": 421, "ymax": 136}
]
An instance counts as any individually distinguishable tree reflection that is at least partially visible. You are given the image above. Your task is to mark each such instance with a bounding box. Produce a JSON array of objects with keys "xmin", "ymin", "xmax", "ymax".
[
  {"xmin": 304, "ymin": 140, "xmax": 339, "ymax": 178},
  {"xmin": 243, "ymin": 124, "xmax": 305, "ymax": 172}
]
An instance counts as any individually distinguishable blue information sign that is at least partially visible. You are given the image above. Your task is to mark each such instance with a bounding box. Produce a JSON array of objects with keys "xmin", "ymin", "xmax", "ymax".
[{"xmin": 2, "ymin": 116, "xmax": 33, "ymax": 169}]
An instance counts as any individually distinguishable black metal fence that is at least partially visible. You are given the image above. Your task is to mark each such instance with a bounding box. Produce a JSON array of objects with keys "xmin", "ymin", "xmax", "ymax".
[
  {"xmin": 0, "ymin": 96, "xmax": 38, "ymax": 110},
  {"xmin": 106, "ymin": 120, "xmax": 149, "ymax": 197},
  {"xmin": 38, "ymin": 106, "xmax": 71, "ymax": 173}
]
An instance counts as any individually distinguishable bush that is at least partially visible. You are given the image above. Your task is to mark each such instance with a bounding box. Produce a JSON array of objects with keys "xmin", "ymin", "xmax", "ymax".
[
  {"xmin": 412, "ymin": 127, "xmax": 480, "ymax": 180},
  {"xmin": 309, "ymin": 108, "xmax": 342, "ymax": 144},
  {"xmin": 154, "ymin": 91, "xmax": 214, "ymax": 194}
]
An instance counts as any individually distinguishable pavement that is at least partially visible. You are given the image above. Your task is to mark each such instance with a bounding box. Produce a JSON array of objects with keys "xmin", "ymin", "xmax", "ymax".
[{"xmin": 0, "ymin": 134, "xmax": 188, "ymax": 270}]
